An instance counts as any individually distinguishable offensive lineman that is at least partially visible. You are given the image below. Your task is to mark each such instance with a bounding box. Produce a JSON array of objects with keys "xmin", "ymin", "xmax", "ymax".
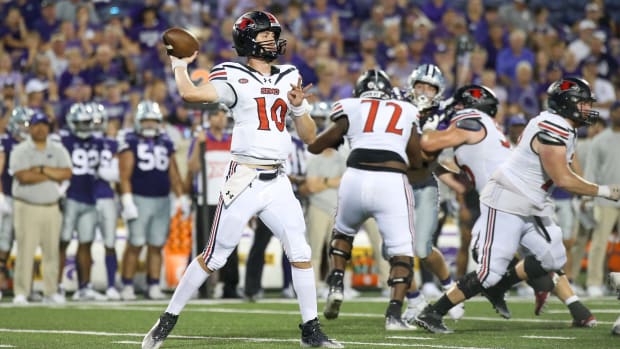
[
  {"xmin": 310, "ymin": 69, "xmax": 424, "ymax": 330},
  {"xmin": 142, "ymin": 11, "xmax": 342, "ymax": 349},
  {"xmin": 118, "ymin": 101, "xmax": 188, "ymax": 301},
  {"xmin": 415, "ymin": 77, "xmax": 620, "ymax": 333}
]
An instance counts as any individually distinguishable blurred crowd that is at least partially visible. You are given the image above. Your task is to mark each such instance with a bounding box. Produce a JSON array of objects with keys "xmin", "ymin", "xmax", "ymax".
[{"xmin": 0, "ymin": 0, "xmax": 619, "ymax": 299}]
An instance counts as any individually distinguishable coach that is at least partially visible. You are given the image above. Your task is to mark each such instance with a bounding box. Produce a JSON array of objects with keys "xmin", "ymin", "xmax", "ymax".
[{"xmin": 10, "ymin": 112, "xmax": 72, "ymax": 304}]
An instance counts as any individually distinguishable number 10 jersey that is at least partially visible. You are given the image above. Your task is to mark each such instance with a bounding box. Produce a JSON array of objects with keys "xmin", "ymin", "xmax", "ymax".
[{"xmin": 209, "ymin": 62, "xmax": 302, "ymax": 165}]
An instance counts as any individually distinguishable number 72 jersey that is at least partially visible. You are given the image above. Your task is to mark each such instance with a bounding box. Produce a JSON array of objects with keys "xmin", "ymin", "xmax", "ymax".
[
  {"xmin": 118, "ymin": 130, "xmax": 175, "ymax": 197},
  {"xmin": 330, "ymin": 98, "xmax": 420, "ymax": 165}
]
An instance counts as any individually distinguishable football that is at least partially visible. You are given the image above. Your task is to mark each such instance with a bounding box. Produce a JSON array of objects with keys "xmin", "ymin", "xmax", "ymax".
[{"xmin": 162, "ymin": 27, "xmax": 200, "ymax": 58}]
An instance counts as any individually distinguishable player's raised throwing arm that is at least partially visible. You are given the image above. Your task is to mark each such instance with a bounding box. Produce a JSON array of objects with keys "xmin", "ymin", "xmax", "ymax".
[{"xmin": 169, "ymin": 52, "xmax": 219, "ymax": 103}]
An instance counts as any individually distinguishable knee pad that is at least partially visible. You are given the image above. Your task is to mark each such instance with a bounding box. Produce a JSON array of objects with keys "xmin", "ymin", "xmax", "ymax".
[
  {"xmin": 526, "ymin": 273, "xmax": 555, "ymax": 292},
  {"xmin": 457, "ymin": 271, "xmax": 484, "ymax": 298},
  {"xmin": 387, "ymin": 256, "xmax": 413, "ymax": 287},
  {"xmin": 329, "ymin": 230, "xmax": 354, "ymax": 261},
  {"xmin": 523, "ymin": 255, "xmax": 548, "ymax": 280}
]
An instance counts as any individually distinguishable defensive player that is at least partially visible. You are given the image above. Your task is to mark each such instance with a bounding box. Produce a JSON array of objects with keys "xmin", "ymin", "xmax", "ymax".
[
  {"xmin": 142, "ymin": 11, "xmax": 342, "ymax": 349},
  {"xmin": 415, "ymin": 77, "xmax": 620, "ymax": 333},
  {"xmin": 0, "ymin": 107, "xmax": 33, "ymax": 300},
  {"xmin": 400, "ymin": 64, "xmax": 464, "ymax": 323},
  {"xmin": 91, "ymin": 102, "xmax": 122, "ymax": 300},
  {"xmin": 118, "ymin": 101, "xmax": 188, "ymax": 301},
  {"xmin": 310, "ymin": 69, "xmax": 424, "ymax": 330},
  {"xmin": 59, "ymin": 102, "xmax": 107, "ymax": 301}
]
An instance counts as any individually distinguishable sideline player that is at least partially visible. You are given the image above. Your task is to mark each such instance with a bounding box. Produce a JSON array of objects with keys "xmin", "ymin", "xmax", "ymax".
[
  {"xmin": 118, "ymin": 101, "xmax": 188, "ymax": 301},
  {"xmin": 415, "ymin": 77, "xmax": 620, "ymax": 333},
  {"xmin": 311, "ymin": 69, "xmax": 424, "ymax": 330},
  {"xmin": 142, "ymin": 11, "xmax": 342, "ymax": 349},
  {"xmin": 59, "ymin": 103, "xmax": 107, "ymax": 301},
  {"xmin": 0, "ymin": 107, "xmax": 33, "ymax": 300},
  {"xmin": 91, "ymin": 102, "xmax": 122, "ymax": 300}
]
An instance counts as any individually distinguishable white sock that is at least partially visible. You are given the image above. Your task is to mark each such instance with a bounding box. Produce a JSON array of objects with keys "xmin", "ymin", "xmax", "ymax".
[
  {"xmin": 564, "ymin": 295, "xmax": 579, "ymax": 306},
  {"xmin": 291, "ymin": 266, "xmax": 318, "ymax": 323},
  {"xmin": 166, "ymin": 259, "xmax": 209, "ymax": 315}
]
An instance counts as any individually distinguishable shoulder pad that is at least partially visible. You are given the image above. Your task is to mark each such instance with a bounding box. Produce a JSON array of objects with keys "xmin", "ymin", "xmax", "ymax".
[
  {"xmin": 536, "ymin": 131, "xmax": 566, "ymax": 146},
  {"xmin": 455, "ymin": 118, "xmax": 483, "ymax": 131},
  {"xmin": 329, "ymin": 101, "xmax": 347, "ymax": 122}
]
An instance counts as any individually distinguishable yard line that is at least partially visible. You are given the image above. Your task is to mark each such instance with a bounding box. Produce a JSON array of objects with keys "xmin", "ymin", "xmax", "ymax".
[
  {"xmin": 110, "ymin": 341, "xmax": 141, "ymax": 345},
  {"xmin": 0, "ymin": 328, "xmax": 499, "ymax": 349},
  {"xmin": 0, "ymin": 345, "xmax": 16, "ymax": 348},
  {"xmin": 386, "ymin": 336, "xmax": 434, "ymax": 340},
  {"xmin": 545, "ymin": 309, "xmax": 619, "ymax": 314},
  {"xmin": 521, "ymin": 335, "xmax": 575, "ymax": 340}
]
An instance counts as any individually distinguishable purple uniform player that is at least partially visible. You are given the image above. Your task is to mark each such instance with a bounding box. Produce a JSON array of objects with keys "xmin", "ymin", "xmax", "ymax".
[
  {"xmin": 118, "ymin": 100, "xmax": 187, "ymax": 301},
  {"xmin": 59, "ymin": 102, "xmax": 107, "ymax": 301}
]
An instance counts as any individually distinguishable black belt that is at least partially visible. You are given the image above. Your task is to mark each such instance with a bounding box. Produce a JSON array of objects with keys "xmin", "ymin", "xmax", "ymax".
[{"xmin": 258, "ymin": 170, "xmax": 279, "ymax": 181}]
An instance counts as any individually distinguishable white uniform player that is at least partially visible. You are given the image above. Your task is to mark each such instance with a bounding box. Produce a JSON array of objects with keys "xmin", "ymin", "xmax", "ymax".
[
  {"xmin": 308, "ymin": 69, "xmax": 423, "ymax": 330},
  {"xmin": 415, "ymin": 78, "xmax": 620, "ymax": 334},
  {"xmin": 143, "ymin": 10, "xmax": 341, "ymax": 349}
]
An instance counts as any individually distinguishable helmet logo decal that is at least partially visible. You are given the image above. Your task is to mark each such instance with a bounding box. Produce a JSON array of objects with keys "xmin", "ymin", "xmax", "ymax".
[
  {"xmin": 237, "ymin": 17, "xmax": 254, "ymax": 30},
  {"xmin": 469, "ymin": 88, "xmax": 483, "ymax": 99},
  {"xmin": 559, "ymin": 80, "xmax": 577, "ymax": 91}
]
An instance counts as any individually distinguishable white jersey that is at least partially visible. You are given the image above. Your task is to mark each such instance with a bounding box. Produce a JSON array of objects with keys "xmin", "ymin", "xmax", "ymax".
[
  {"xmin": 209, "ymin": 62, "xmax": 301, "ymax": 165},
  {"xmin": 480, "ymin": 111, "xmax": 576, "ymax": 216},
  {"xmin": 330, "ymin": 97, "xmax": 419, "ymax": 165},
  {"xmin": 451, "ymin": 108, "xmax": 512, "ymax": 193}
]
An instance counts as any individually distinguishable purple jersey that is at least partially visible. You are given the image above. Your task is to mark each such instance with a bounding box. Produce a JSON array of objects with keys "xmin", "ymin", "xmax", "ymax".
[
  {"xmin": 61, "ymin": 131, "xmax": 103, "ymax": 204},
  {"xmin": 94, "ymin": 136, "xmax": 118, "ymax": 199},
  {"xmin": 118, "ymin": 131, "xmax": 175, "ymax": 197},
  {"xmin": 0, "ymin": 134, "xmax": 17, "ymax": 196}
]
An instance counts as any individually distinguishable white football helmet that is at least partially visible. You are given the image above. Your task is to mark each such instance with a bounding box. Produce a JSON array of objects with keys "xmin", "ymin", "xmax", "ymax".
[{"xmin": 407, "ymin": 64, "xmax": 445, "ymax": 111}]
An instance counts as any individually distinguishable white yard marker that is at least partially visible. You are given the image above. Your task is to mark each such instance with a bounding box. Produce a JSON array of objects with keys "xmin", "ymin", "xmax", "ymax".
[{"xmin": 521, "ymin": 335, "xmax": 575, "ymax": 340}]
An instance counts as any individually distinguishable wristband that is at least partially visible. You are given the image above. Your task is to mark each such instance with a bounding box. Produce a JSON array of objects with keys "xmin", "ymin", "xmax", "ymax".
[
  {"xmin": 121, "ymin": 193, "xmax": 134, "ymax": 206},
  {"xmin": 171, "ymin": 58, "xmax": 188, "ymax": 72},
  {"xmin": 597, "ymin": 185, "xmax": 610, "ymax": 198},
  {"xmin": 290, "ymin": 99, "xmax": 310, "ymax": 118},
  {"xmin": 323, "ymin": 177, "xmax": 329, "ymax": 186}
]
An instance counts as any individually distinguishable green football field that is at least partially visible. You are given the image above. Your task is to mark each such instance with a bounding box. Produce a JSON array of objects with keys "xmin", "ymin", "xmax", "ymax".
[{"xmin": 1, "ymin": 294, "xmax": 619, "ymax": 349}]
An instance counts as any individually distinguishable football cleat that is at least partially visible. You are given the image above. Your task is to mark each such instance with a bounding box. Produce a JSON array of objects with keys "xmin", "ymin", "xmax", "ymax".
[
  {"xmin": 612, "ymin": 316, "xmax": 620, "ymax": 335},
  {"xmin": 385, "ymin": 315, "xmax": 416, "ymax": 331},
  {"xmin": 414, "ymin": 306, "xmax": 454, "ymax": 334},
  {"xmin": 402, "ymin": 295, "xmax": 429, "ymax": 324},
  {"xmin": 146, "ymin": 285, "xmax": 167, "ymax": 300},
  {"xmin": 481, "ymin": 289, "xmax": 511, "ymax": 319},
  {"xmin": 142, "ymin": 312, "xmax": 178, "ymax": 349},
  {"xmin": 572, "ymin": 315, "xmax": 597, "ymax": 328},
  {"xmin": 299, "ymin": 317, "xmax": 343, "ymax": 348},
  {"xmin": 568, "ymin": 301, "xmax": 597, "ymax": 328},
  {"xmin": 534, "ymin": 291, "xmax": 549, "ymax": 316},
  {"xmin": 323, "ymin": 272, "xmax": 344, "ymax": 320},
  {"xmin": 120, "ymin": 285, "xmax": 137, "ymax": 301}
]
